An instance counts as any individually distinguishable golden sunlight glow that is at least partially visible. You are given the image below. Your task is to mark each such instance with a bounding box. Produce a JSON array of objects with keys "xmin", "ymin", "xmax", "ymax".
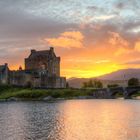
[
  {"xmin": 61, "ymin": 62, "xmax": 123, "ymax": 78},
  {"xmin": 7, "ymin": 32, "xmax": 140, "ymax": 78},
  {"xmin": 135, "ymin": 41, "xmax": 140, "ymax": 51}
]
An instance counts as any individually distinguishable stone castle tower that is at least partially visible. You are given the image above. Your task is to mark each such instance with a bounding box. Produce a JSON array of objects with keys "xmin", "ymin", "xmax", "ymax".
[
  {"xmin": 25, "ymin": 47, "xmax": 60, "ymax": 77},
  {"xmin": 0, "ymin": 47, "xmax": 66, "ymax": 88}
]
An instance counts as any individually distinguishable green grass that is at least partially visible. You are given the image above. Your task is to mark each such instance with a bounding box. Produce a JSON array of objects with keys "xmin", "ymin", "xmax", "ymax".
[
  {"xmin": 131, "ymin": 92, "xmax": 140, "ymax": 97},
  {"xmin": 1, "ymin": 85, "xmax": 140, "ymax": 100},
  {"xmin": 0, "ymin": 85, "xmax": 94, "ymax": 100}
]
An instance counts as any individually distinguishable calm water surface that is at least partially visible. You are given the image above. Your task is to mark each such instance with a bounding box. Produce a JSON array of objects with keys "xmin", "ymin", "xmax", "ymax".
[{"xmin": 0, "ymin": 99, "xmax": 140, "ymax": 140}]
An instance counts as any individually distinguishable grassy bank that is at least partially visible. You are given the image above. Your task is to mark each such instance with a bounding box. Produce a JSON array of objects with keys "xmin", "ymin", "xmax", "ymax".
[
  {"xmin": 0, "ymin": 85, "xmax": 94, "ymax": 100},
  {"xmin": 1, "ymin": 85, "xmax": 140, "ymax": 100}
]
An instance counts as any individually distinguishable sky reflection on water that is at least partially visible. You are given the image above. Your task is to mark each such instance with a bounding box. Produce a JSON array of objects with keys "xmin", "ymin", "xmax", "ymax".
[{"xmin": 0, "ymin": 100, "xmax": 140, "ymax": 140}]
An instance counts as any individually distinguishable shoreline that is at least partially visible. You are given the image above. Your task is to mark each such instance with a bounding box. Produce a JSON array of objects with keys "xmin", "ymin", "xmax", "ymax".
[
  {"xmin": 0, "ymin": 86, "xmax": 140, "ymax": 102},
  {"xmin": 0, "ymin": 96, "xmax": 140, "ymax": 102}
]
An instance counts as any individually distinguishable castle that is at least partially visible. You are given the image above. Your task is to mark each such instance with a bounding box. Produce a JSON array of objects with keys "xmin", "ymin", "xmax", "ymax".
[{"xmin": 0, "ymin": 47, "xmax": 66, "ymax": 88}]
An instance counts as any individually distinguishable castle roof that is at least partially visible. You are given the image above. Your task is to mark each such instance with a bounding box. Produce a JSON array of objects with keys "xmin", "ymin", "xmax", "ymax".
[
  {"xmin": 29, "ymin": 50, "xmax": 51, "ymax": 59},
  {"xmin": 27, "ymin": 47, "xmax": 56, "ymax": 59},
  {"xmin": 33, "ymin": 50, "xmax": 50, "ymax": 56}
]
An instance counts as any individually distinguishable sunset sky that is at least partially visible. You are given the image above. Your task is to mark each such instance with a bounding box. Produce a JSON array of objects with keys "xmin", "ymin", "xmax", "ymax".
[{"xmin": 0, "ymin": 0, "xmax": 140, "ymax": 78}]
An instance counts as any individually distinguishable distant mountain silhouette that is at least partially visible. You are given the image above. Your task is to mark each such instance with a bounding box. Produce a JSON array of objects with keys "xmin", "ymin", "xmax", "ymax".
[
  {"xmin": 97, "ymin": 68, "xmax": 140, "ymax": 80},
  {"xmin": 68, "ymin": 69, "xmax": 140, "ymax": 88}
]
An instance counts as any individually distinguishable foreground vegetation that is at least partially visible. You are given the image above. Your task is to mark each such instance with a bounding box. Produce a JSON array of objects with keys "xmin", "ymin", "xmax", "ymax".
[
  {"xmin": 0, "ymin": 84, "xmax": 140, "ymax": 101},
  {"xmin": 0, "ymin": 85, "xmax": 95, "ymax": 100}
]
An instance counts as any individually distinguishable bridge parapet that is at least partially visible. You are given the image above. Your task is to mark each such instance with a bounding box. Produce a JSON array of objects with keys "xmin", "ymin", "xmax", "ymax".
[
  {"xmin": 92, "ymin": 88, "xmax": 110, "ymax": 99},
  {"xmin": 91, "ymin": 86, "xmax": 140, "ymax": 99}
]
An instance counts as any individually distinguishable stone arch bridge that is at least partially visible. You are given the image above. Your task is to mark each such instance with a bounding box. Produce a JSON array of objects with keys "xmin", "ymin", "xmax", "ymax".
[{"xmin": 91, "ymin": 86, "xmax": 140, "ymax": 99}]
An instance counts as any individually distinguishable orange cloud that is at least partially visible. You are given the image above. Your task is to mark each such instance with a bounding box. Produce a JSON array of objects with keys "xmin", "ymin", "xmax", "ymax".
[
  {"xmin": 135, "ymin": 41, "xmax": 140, "ymax": 51},
  {"xmin": 114, "ymin": 46, "xmax": 134, "ymax": 56},
  {"xmin": 61, "ymin": 31, "xmax": 84, "ymax": 40},
  {"xmin": 109, "ymin": 32, "xmax": 129, "ymax": 47},
  {"xmin": 44, "ymin": 31, "xmax": 84, "ymax": 48},
  {"xmin": 107, "ymin": 32, "xmax": 132, "ymax": 56},
  {"xmin": 95, "ymin": 59, "xmax": 110, "ymax": 64}
]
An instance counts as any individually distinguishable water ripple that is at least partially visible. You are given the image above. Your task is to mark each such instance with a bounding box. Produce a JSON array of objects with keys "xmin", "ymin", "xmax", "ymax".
[{"xmin": 0, "ymin": 100, "xmax": 140, "ymax": 140}]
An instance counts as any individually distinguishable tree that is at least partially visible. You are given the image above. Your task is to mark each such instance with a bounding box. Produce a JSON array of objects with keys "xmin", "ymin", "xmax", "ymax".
[
  {"xmin": 82, "ymin": 79, "xmax": 103, "ymax": 88},
  {"xmin": 128, "ymin": 78, "xmax": 139, "ymax": 87},
  {"xmin": 93, "ymin": 79, "xmax": 103, "ymax": 88},
  {"xmin": 82, "ymin": 82, "xmax": 88, "ymax": 88},
  {"xmin": 87, "ymin": 79, "xmax": 93, "ymax": 87}
]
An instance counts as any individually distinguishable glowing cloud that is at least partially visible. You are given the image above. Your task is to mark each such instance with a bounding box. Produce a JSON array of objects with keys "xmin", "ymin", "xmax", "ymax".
[
  {"xmin": 94, "ymin": 15, "xmax": 116, "ymax": 21},
  {"xmin": 135, "ymin": 41, "xmax": 140, "ymax": 52},
  {"xmin": 109, "ymin": 32, "xmax": 129, "ymax": 47},
  {"xmin": 95, "ymin": 60, "xmax": 110, "ymax": 64},
  {"xmin": 44, "ymin": 31, "xmax": 84, "ymax": 48}
]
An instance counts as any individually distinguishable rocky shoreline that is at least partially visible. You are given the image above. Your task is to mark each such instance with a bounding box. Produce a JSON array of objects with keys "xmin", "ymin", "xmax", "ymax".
[{"xmin": 0, "ymin": 95, "xmax": 140, "ymax": 102}]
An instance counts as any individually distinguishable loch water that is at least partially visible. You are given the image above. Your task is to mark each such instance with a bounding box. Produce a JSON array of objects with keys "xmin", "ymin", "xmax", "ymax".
[{"xmin": 0, "ymin": 99, "xmax": 140, "ymax": 140}]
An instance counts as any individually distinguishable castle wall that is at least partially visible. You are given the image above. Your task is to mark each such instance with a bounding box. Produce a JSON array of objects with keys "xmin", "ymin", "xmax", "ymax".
[
  {"xmin": 9, "ymin": 71, "xmax": 66, "ymax": 88},
  {"xmin": 0, "ymin": 64, "xmax": 9, "ymax": 85},
  {"xmin": 9, "ymin": 71, "xmax": 33, "ymax": 87}
]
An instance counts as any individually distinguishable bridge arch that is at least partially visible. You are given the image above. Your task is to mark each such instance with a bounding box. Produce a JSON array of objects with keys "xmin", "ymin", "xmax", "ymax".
[
  {"xmin": 125, "ymin": 89, "xmax": 140, "ymax": 99},
  {"xmin": 109, "ymin": 87, "xmax": 124, "ymax": 99},
  {"xmin": 110, "ymin": 91, "xmax": 124, "ymax": 98}
]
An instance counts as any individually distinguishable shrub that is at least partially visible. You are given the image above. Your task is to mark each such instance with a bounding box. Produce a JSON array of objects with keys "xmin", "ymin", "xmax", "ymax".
[{"xmin": 128, "ymin": 78, "xmax": 139, "ymax": 87}]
